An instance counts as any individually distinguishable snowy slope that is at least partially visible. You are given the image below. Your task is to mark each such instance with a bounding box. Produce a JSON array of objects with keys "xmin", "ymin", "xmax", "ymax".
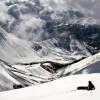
[
  {"xmin": 0, "ymin": 74, "xmax": 99, "ymax": 100},
  {"xmin": 0, "ymin": 59, "xmax": 55, "ymax": 92},
  {"xmin": 0, "ymin": 51, "xmax": 99, "ymax": 92},
  {"xmin": 0, "ymin": 27, "xmax": 39, "ymax": 63},
  {"xmin": 57, "ymin": 52, "xmax": 100, "ymax": 77}
]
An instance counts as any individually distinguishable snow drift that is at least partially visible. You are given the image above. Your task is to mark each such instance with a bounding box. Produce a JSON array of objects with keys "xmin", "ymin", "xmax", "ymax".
[{"xmin": 0, "ymin": 74, "xmax": 99, "ymax": 100}]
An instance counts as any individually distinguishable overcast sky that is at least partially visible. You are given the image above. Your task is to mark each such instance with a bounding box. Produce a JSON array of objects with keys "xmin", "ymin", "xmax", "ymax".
[
  {"xmin": 40, "ymin": 0, "xmax": 100, "ymax": 21},
  {"xmin": 0, "ymin": 0, "xmax": 100, "ymax": 40},
  {"xmin": 0, "ymin": 0, "xmax": 100, "ymax": 20}
]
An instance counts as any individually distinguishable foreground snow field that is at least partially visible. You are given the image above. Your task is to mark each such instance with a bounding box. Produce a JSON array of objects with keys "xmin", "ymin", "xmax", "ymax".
[{"xmin": 0, "ymin": 74, "xmax": 99, "ymax": 100}]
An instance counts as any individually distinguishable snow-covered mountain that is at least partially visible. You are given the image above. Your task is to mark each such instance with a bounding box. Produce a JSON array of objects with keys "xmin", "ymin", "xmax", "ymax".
[
  {"xmin": 0, "ymin": 0, "xmax": 100, "ymax": 94},
  {"xmin": 0, "ymin": 27, "xmax": 39, "ymax": 63},
  {"xmin": 0, "ymin": 0, "xmax": 99, "ymax": 62},
  {"xmin": 56, "ymin": 52, "xmax": 100, "ymax": 77},
  {"xmin": 0, "ymin": 50, "xmax": 100, "ymax": 92}
]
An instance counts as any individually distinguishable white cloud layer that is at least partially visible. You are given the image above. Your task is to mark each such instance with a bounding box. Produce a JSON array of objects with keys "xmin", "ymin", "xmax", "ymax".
[{"xmin": 0, "ymin": 0, "xmax": 100, "ymax": 42}]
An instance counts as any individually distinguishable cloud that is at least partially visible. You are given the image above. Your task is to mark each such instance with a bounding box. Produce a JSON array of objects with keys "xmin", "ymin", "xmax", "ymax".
[
  {"xmin": 0, "ymin": 3, "xmax": 11, "ymax": 25},
  {"xmin": 0, "ymin": 0, "xmax": 100, "ymax": 43},
  {"xmin": 40, "ymin": 0, "xmax": 100, "ymax": 20}
]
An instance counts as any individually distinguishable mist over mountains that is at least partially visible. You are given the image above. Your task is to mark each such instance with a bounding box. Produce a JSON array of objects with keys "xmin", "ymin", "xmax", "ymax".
[
  {"xmin": 0, "ymin": 0, "xmax": 100, "ymax": 62},
  {"xmin": 0, "ymin": 0, "xmax": 100, "ymax": 92}
]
